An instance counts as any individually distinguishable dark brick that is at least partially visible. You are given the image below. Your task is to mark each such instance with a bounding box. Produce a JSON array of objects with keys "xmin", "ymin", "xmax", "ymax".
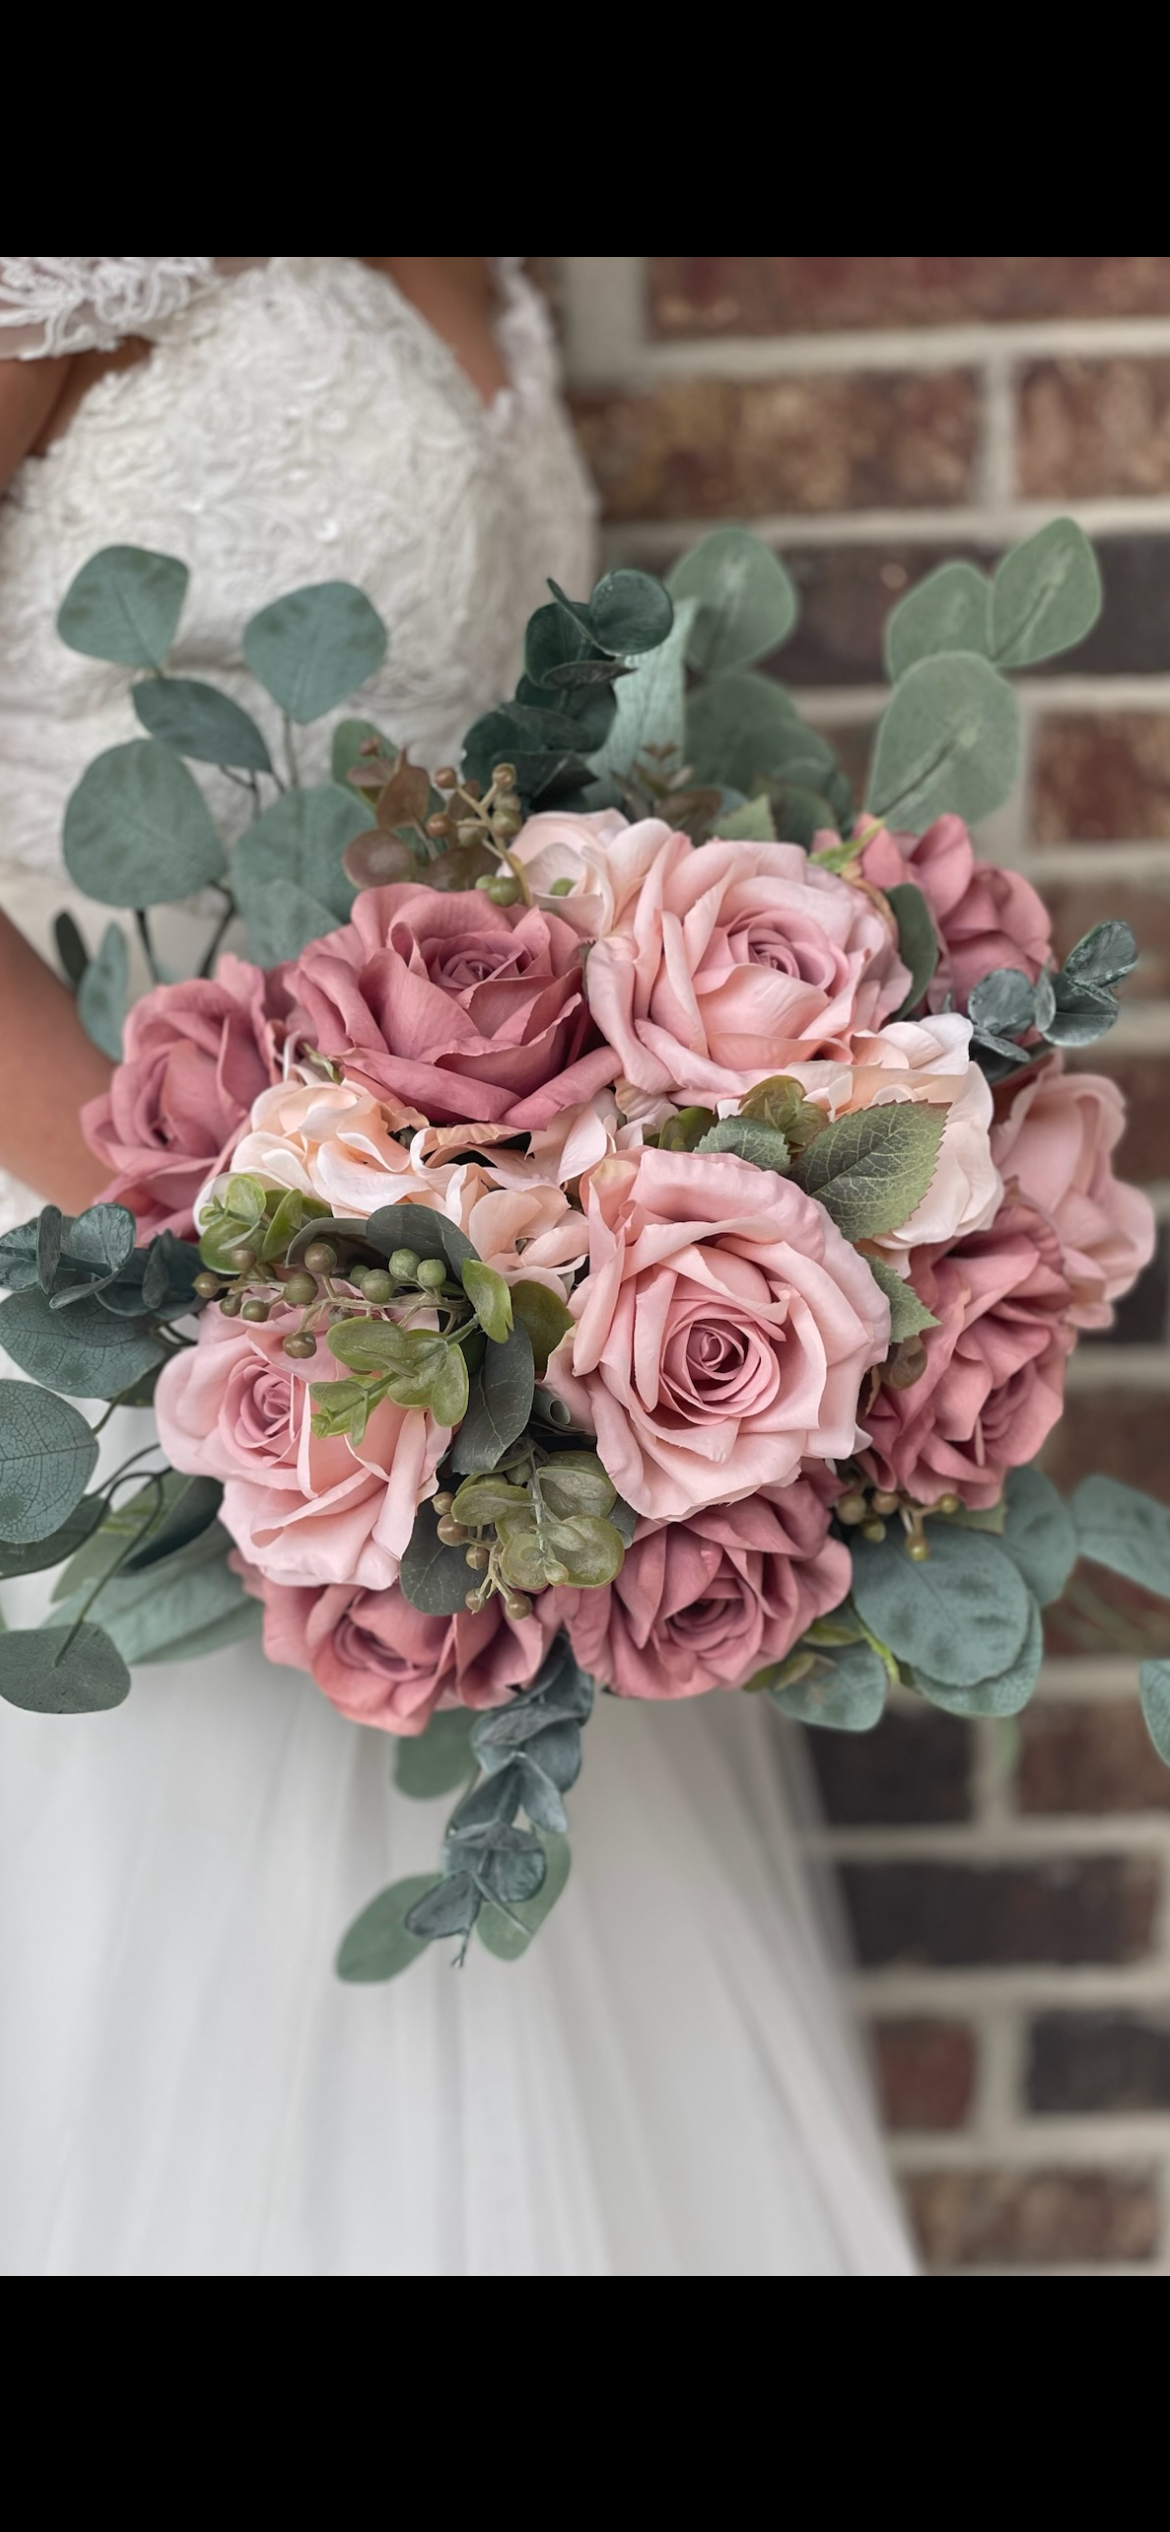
[
  {"xmin": 906, "ymin": 2167, "xmax": 1160, "ymax": 2268},
  {"xmin": 872, "ymin": 2020, "xmax": 977, "ymax": 2132},
  {"xmin": 569, "ymin": 373, "xmax": 981, "ymax": 522},
  {"xmin": 1042, "ymin": 1385, "xmax": 1170, "ymax": 1501},
  {"xmin": 1028, "ymin": 2014, "xmax": 1170, "ymax": 2114},
  {"xmin": 1044, "ymin": 1568, "xmax": 1170, "ymax": 1664},
  {"xmin": 808, "ymin": 1707, "xmax": 971, "ymax": 1827},
  {"xmin": 1019, "ymin": 1703, "xmax": 1170, "ymax": 1816},
  {"xmin": 649, "ymin": 258, "xmax": 1170, "ymax": 338},
  {"xmin": 842, "ymin": 1857, "xmax": 1160, "ymax": 1969},
  {"xmin": 1020, "ymin": 358, "xmax": 1170, "ymax": 500},
  {"xmin": 1044, "ymin": 879, "xmax": 1170, "ymax": 1002},
  {"xmin": 1083, "ymin": 1228, "xmax": 1169, "ymax": 1350},
  {"xmin": 1032, "ymin": 712, "xmax": 1170, "ymax": 844}
]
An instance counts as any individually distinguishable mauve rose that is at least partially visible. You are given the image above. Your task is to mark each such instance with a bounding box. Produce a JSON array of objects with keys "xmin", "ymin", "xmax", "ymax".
[
  {"xmin": 552, "ymin": 1479, "xmax": 850, "ymax": 1702},
  {"xmin": 256, "ymin": 1576, "xmax": 556, "ymax": 1736},
  {"xmin": 860, "ymin": 815, "xmax": 1052, "ymax": 1011},
  {"xmin": 156, "ymin": 1302, "xmax": 446, "ymax": 1590},
  {"xmin": 543, "ymin": 1145, "xmax": 890, "ymax": 1522},
  {"xmin": 82, "ymin": 955, "xmax": 280, "ymax": 1239},
  {"xmin": 584, "ymin": 834, "xmax": 910, "ymax": 1104},
  {"xmin": 284, "ymin": 885, "xmax": 618, "ymax": 1131},
  {"xmin": 785, "ymin": 1013, "xmax": 1002, "ymax": 1258},
  {"xmin": 992, "ymin": 1059, "xmax": 1156, "ymax": 1330},
  {"xmin": 857, "ymin": 1197, "xmax": 1076, "ymax": 1510}
]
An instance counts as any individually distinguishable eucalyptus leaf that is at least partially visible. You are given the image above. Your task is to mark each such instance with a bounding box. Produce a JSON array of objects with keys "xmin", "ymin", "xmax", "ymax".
[
  {"xmin": 243, "ymin": 581, "xmax": 388, "ymax": 724},
  {"xmin": 0, "ymin": 1286, "xmax": 164, "ymax": 1399},
  {"xmin": 767, "ymin": 1637, "xmax": 888, "ymax": 1732},
  {"xmin": 1072, "ymin": 1476, "xmax": 1170, "ymax": 1601},
  {"xmin": 451, "ymin": 1322, "xmax": 535, "ymax": 1476},
  {"xmin": 588, "ymin": 569, "xmax": 673, "ymax": 658},
  {"xmin": 58, "ymin": 545, "xmax": 188, "ymax": 669},
  {"xmin": 1042, "ymin": 997, "xmax": 1121, "ymax": 1049},
  {"xmin": 55, "ymin": 912, "xmax": 90, "ymax": 991},
  {"xmin": 233, "ymin": 786, "xmax": 367, "ymax": 962},
  {"xmin": 849, "ymin": 1524, "xmax": 1032, "ymax": 1689},
  {"xmin": 991, "ymin": 519, "xmax": 1103, "ymax": 669},
  {"xmin": 77, "ymin": 922, "xmax": 130, "ymax": 1063},
  {"xmin": 884, "ymin": 561, "xmax": 992, "ymax": 682},
  {"xmin": 53, "ymin": 1526, "xmax": 255, "ymax": 1666},
  {"xmin": 132, "ymin": 677, "xmax": 274, "ymax": 773},
  {"xmin": 1064, "ymin": 922, "xmax": 1138, "ymax": 989},
  {"xmin": 696, "ymin": 1119, "xmax": 792, "ymax": 1174},
  {"xmin": 0, "ymin": 1382, "xmax": 98, "ymax": 1544},
  {"xmin": 452, "ymin": 1475, "xmax": 530, "ymax": 1527},
  {"xmin": 589, "ymin": 597, "xmax": 696, "ymax": 781},
  {"xmin": 686, "ymin": 669, "xmax": 801, "ymax": 795},
  {"xmin": 968, "ymin": 967, "xmax": 1037, "ymax": 1040},
  {"xmin": 400, "ymin": 1498, "xmax": 477, "ymax": 1617},
  {"xmin": 479, "ymin": 1834, "xmax": 548, "ymax": 1910},
  {"xmin": 364, "ymin": 1203, "xmax": 478, "ymax": 1279},
  {"xmin": 716, "ymin": 794, "xmax": 778, "ymax": 843},
  {"xmin": 394, "ymin": 1711, "xmax": 476, "ymax": 1802},
  {"xmin": 536, "ymin": 1454, "xmax": 617, "ymax": 1521},
  {"xmin": 513, "ymin": 1755, "xmax": 568, "ymax": 1835},
  {"xmin": 332, "ymin": 718, "xmax": 390, "ymax": 787},
  {"xmin": 477, "ymin": 1831, "xmax": 572, "ymax": 1962},
  {"xmin": 121, "ymin": 1475, "xmax": 225, "ymax": 1575},
  {"xmin": 0, "ymin": 1494, "xmax": 105, "ymax": 1582},
  {"xmin": 1140, "ymin": 1662, "xmax": 1170, "ymax": 1769},
  {"xmin": 667, "ymin": 528, "xmax": 798, "ymax": 676},
  {"xmin": 336, "ymin": 1876, "xmax": 438, "ymax": 1983},
  {"xmin": 864, "ymin": 1254, "xmax": 938, "ymax": 1342},
  {"xmin": 999, "ymin": 1467, "xmax": 1078, "ymax": 1609},
  {"xmin": 509, "ymin": 1281, "xmax": 573, "ymax": 1380},
  {"xmin": 868, "ymin": 652, "xmax": 1021, "ymax": 833},
  {"xmin": 0, "ymin": 1625, "xmax": 130, "ymax": 1716},
  {"xmin": 405, "ymin": 1874, "xmax": 480, "ymax": 1942},
  {"xmin": 64, "ymin": 741, "xmax": 227, "ymax": 908},
  {"xmin": 914, "ymin": 1593, "xmax": 1043, "ymax": 1717},
  {"xmin": 793, "ymin": 1103, "xmax": 946, "ymax": 1241},
  {"xmin": 887, "ymin": 883, "xmax": 940, "ymax": 1019}
]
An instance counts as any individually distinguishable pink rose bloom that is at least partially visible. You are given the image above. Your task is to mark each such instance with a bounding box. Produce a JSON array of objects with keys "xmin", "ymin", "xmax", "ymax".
[
  {"xmin": 584, "ymin": 834, "xmax": 910, "ymax": 1104},
  {"xmin": 544, "ymin": 1145, "xmax": 890, "ymax": 1521},
  {"xmin": 509, "ymin": 809, "xmax": 678, "ymax": 940},
  {"xmin": 860, "ymin": 815, "xmax": 1052, "ymax": 1011},
  {"xmin": 256, "ymin": 1575, "xmax": 556, "ymax": 1737},
  {"xmin": 992, "ymin": 1060, "xmax": 1156, "ymax": 1330},
  {"xmin": 552, "ymin": 1478, "xmax": 850, "ymax": 1702},
  {"xmin": 786, "ymin": 1013, "xmax": 1002, "ymax": 1257},
  {"xmin": 83, "ymin": 954, "xmax": 281, "ymax": 1239},
  {"xmin": 285, "ymin": 885, "xmax": 617, "ymax": 1131},
  {"xmin": 156, "ymin": 1303, "xmax": 445, "ymax": 1590},
  {"xmin": 858, "ymin": 1197, "xmax": 1076, "ymax": 1510}
]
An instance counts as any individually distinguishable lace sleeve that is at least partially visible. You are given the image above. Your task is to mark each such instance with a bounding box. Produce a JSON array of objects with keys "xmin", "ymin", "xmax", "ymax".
[{"xmin": 0, "ymin": 258, "xmax": 266, "ymax": 359}]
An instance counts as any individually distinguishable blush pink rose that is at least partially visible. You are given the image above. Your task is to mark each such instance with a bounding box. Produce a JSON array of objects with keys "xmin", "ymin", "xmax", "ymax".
[
  {"xmin": 82, "ymin": 954, "xmax": 281, "ymax": 1239},
  {"xmin": 857, "ymin": 1197, "xmax": 1076, "ymax": 1510},
  {"xmin": 786, "ymin": 1013, "xmax": 1002, "ymax": 1257},
  {"xmin": 992, "ymin": 1060, "xmax": 1156, "ymax": 1330},
  {"xmin": 584, "ymin": 834, "xmax": 910, "ymax": 1103},
  {"xmin": 156, "ymin": 1302, "xmax": 446, "ymax": 1590},
  {"xmin": 551, "ymin": 1478, "xmax": 850, "ymax": 1702},
  {"xmin": 543, "ymin": 1145, "xmax": 890, "ymax": 1521},
  {"xmin": 284, "ymin": 885, "xmax": 617, "ymax": 1131},
  {"xmin": 509, "ymin": 810, "xmax": 678, "ymax": 940},
  {"xmin": 255, "ymin": 1576, "xmax": 556, "ymax": 1736},
  {"xmin": 860, "ymin": 815, "xmax": 1052, "ymax": 1011}
]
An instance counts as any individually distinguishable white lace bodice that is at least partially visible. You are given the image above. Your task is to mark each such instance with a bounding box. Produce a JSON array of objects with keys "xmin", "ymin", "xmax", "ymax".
[{"xmin": 0, "ymin": 256, "xmax": 597, "ymax": 886}]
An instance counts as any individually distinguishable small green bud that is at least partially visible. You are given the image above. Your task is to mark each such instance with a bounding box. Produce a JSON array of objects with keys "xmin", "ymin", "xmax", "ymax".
[
  {"xmin": 491, "ymin": 762, "xmax": 518, "ymax": 789},
  {"xmin": 544, "ymin": 1561, "xmax": 570, "ymax": 1588},
  {"xmin": 228, "ymin": 1246, "xmax": 258, "ymax": 1275},
  {"xmin": 485, "ymin": 877, "xmax": 521, "ymax": 908},
  {"xmin": 549, "ymin": 878, "xmax": 575, "ymax": 898},
  {"xmin": 303, "ymin": 1241, "xmax": 339, "ymax": 1277},
  {"xmin": 242, "ymin": 1299, "xmax": 272, "ymax": 1325},
  {"xmin": 357, "ymin": 1269, "xmax": 395, "ymax": 1305},
  {"xmin": 466, "ymin": 1545, "xmax": 491, "ymax": 1573},
  {"xmin": 282, "ymin": 1271, "xmax": 319, "ymax": 1308},
  {"xmin": 193, "ymin": 1272, "xmax": 222, "ymax": 1301},
  {"xmin": 389, "ymin": 1249, "xmax": 421, "ymax": 1284},
  {"xmin": 503, "ymin": 1591, "xmax": 533, "ymax": 1623},
  {"xmin": 433, "ymin": 1495, "xmax": 455, "ymax": 1519},
  {"xmin": 475, "ymin": 874, "xmax": 496, "ymax": 892},
  {"xmin": 437, "ymin": 1519, "xmax": 469, "ymax": 1548},
  {"xmin": 283, "ymin": 1334, "xmax": 317, "ymax": 1361},
  {"xmin": 417, "ymin": 1257, "xmax": 447, "ymax": 1291},
  {"xmin": 861, "ymin": 1519, "xmax": 887, "ymax": 1545},
  {"xmin": 219, "ymin": 1293, "xmax": 244, "ymax": 1318}
]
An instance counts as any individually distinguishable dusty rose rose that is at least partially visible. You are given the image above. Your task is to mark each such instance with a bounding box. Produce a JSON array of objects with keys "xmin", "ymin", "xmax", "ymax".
[
  {"xmin": 255, "ymin": 1575, "xmax": 556, "ymax": 1736},
  {"xmin": 857, "ymin": 1198, "xmax": 1076, "ymax": 1510},
  {"xmin": 285, "ymin": 885, "xmax": 617, "ymax": 1130},
  {"xmin": 156, "ymin": 1302, "xmax": 445, "ymax": 1590},
  {"xmin": 509, "ymin": 810, "xmax": 678, "ymax": 940},
  {"xmin": 552, "ymin": 1479, "xmax": 850, "ymax": 1702},
  {"xmin": 992, "ymin": 1060, "xmax": 1156, "ymax": 1330},
  {"xmin": 584, "ymin": 834, "xmax": 910, "ymax": 1103},
  {"xmin": 860, "ymin": 814, "xmax": 1052, "ymax": 1011},
  {"xmin": 543, "ymin": 1145, "xmax": 890, "ymax": 1521},
  {"xmin": 785, "ymin": 1013, "xmax": 1002, "ymax": 1257},
  {"xmin": 82, "ymin": 955, "xmax": 281, "ymax": 1239}
]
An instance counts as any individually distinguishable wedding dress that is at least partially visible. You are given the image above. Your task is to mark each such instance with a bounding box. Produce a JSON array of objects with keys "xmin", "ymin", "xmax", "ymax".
[{"xmin": 0, "ymin": 255, "xmax": 915, "ymax": 2276}]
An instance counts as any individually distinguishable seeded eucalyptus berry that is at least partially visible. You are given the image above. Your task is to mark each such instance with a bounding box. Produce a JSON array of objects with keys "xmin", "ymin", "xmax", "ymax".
[
  {"xmin": 389, "ymin": 1249, "xmax": 421, "ymax": 1284},
  {"xmin": 282, "ymin": 1272, "xmax": 319, "ymax": 1308},
  {"xmin": 417, "ymin": 1258, "xmax": 447, "ymax": 1291},
  {"xmin": 193, "ymin": 1273, "xmax": 222, "ymax": 1301},
  {"xmin": 303, "ymin": 1241, "xmax": 339, "ymax": 1277},
  {"xmin": 283, "ymin": 1334, "xmax": 317, "ymax": 1361},
  {"xmin": 242, "ymin": 1299, "xmax": 272, "ymax": 1325},
  {"xmin": 228, "ymin": 1246, "xmax": 258, "ymax": 1275},
  {"xmin": 219, "ymin": 1293, "xmax": 244, "ymax": 1318}
]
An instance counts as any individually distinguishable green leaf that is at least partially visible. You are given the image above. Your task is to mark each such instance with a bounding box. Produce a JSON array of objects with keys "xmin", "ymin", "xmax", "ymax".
[
  {"xmin": 76, "ymin": 921, "xmax": 130, "ymax": 1063},
  {"xmin": 686, "ymin": 668, "xmax": 801, "ymax": 795},
  {"xmin": 1073, "ymin": 1476, "xmax": 1170, "ymax": 1601},
  {"xmin": 793, "ymin": 1103, "xmax": 946, "ymax": 1241},
  {"xmin": 696, "ymin": 1118, "xmax": 791, "ymax": 1174},
  {"xmin": 656, "ymin": 1107, "xmax": 718, "ymax": 1153},
  {"xmin": 0, "ymin": 1286, "xmax": 164, "ymax": 1399},
  {"xmin": 393, "ymin": 1710, "xmax": 476, "ymax": 1802},
  {"xmin": 232, "ymin": 785, "xmax": 368, "ymax": 962},
  {"xmin": 509, "ymin": 1281, "xmax": 574, "ymax": 1380},
  {"xmin": 863, "ymin": 1254, "xmax": 938, "ymax": 1342},
  {"xmin": 767, "ymin": 1636, "xmax": 888, "ymax": 1732},
  {"xmin": 132, "ymin": 677, "xmax": 274, "ymax": 773},
  {"xmin": 884, "ymin": 561, "xmax": 992, "ymax": 682},
  {"xmin": 51, "ymin": 1472, "xmax": 191, "ymax": 1604},
  {"xmin": 477, "ymin": 1830, "xmax": 572, "ymax": 1961},
  {"xmin": 0, "ymin": 1493, "xmax": 105, "ymax": 1581},
  {"xmin": 999, "ymin": 1467, "xmax": 1078, "ymax": 1609},
  {"xmin": 258, "ymin": 1188, "xmax": 332, "ymax": 1265},
  {"xmin": 429, "ymin": 1346, "xmax": 471, "ymax": 1429},
  {"xmin": 121, "ymin": 1475, "xmax": 225, "ymax": 1575},
  {"xmin": 52, "ymin": 1525, "xmax": 254, "ymax": 1666},
  {"xmin": 588, "ymin": 596, "xmax": 696, "ymax": 782},
  {"xmin": 63, "ymin": 740, "xmax": 227, "ymax": 908},
  {"xmin": 739, "ymin": 1076, "xmax": 828, "ymax": 1153},
  {"xmin": 406, "ymin": 1873, "xmax": 482, "ymax": 1941},
  {"xmin": 536, "ymin": 1454, "xmax": 617, "ymax": 1521},
  {"xmin": 327, "ymin": 1319, "xmax": 412, "ymax": 1374},
  {"xmin": 849, "ymin": 1525, "xmax": 1032, "ymax": 1689},
  {"xmin": 451, "ymin": 1323, "xmax": 535, "ymax": 1476},
  {"xmin": 452, "ymin": 1476, "xmax": 530, "ymax": 1527},
  {"xmin": 0, "ymin": 1382, "xmax": 98, "ymax": 1544},
  {"xmin": 667, "ymin": 527, "xmax": 798, "ymax": 676},
  {"xmin": 969, "ymin": 967, "xmax": 1036, "ymax": 1041},
  {"xmin": 716, "ymin": 793, "xmax": 777, "ymax": 843},
  {"xmin": 1063, "ymin": 922, "xmax": 1139, "ymax": 989},
  {"xmin": 400, "ymin": 1498, "xmax": 477, "ymax": 1617},
  {"xmin": 243, "ymin": 581, "xmax": 388, "ymax": 725},
  {"xmin": 1140, "ymin": 1661, "xmax": 1170, "ymax": 1769},
  {"xmin": 868, "ymin": 652, "xmax": 1021, "ymax": 834},
  {"xmin": 57, "ymin": 544, "xmax": 188, "ymax": 669},
  {"xmin": 0, "ymin": 1625, "xmax": 130, "ymax": 1716},
  {"xmin": 914, "ymin": 1595, "xmax": 1043, "ymax": 1718},
  {"xmin": 543, "ymin": 1512, "xmax": 624, "ymax": 1589},
  {"xmin": 990, "ymin": 519, "xmax": 1103, "ymax": 669},
  {"xmin": 887, "ymin": 883, "xmax": 940, "ymax": 1019},
  {"xmin": 331, "ymin": 718, "xmax": 390, "ymax": 786},
  {"xmin": 462, "ymin": 1260, "xmax": 514, "ymax": 1345},
  {"xmin": 336, "ymin": 1875, "xmax": 438, "ymax": 1983},
  {"xmin": 588, "ymin": 569, "xmax": 673, "ymax": 658},
  {"xmin": 55, "ymin": 911, "xmax": 90, "ymax": 991},
  {"xmin": 364, "ymin": 1202, "xmax": 479, "ymax": 1280},
  {"xmin": 63, "ymin": 1203, "xmax": 137, "ymax": 1283}
]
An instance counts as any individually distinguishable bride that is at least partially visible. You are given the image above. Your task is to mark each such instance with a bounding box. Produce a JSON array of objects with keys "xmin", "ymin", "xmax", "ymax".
[{"xmin": 0, "ymin": 255, "xmax": 915, "ymax": 2277}]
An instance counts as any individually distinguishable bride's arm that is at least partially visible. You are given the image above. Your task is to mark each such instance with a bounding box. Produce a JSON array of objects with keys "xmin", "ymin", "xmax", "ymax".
[{"xmin": 1, "ymin": 360, "xmax": 114, "ymax": 1210}]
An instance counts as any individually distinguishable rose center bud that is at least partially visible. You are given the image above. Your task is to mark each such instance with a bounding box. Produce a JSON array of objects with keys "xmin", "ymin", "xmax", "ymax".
[
  {"xmin": 660, "ymin": 1305, "xmax": 784, "ymax": 1423},
  {"xmin": 232, "ymin": 1365, "xmax": 298, "ymax": 1458}
]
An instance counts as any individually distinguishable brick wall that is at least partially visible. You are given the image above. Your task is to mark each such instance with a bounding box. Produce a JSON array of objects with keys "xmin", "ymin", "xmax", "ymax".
[{"xmin": 554, "ymin": 257, "xmax": 1170, "ymax": 2275}]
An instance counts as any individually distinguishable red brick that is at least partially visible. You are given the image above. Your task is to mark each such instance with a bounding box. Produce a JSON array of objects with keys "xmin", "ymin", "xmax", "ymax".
[
  {"xmin": 1042, "ymin": 1385, "xmax": 1170, "ymax": 1499},
  {"xmin": 568, "ymin": 373, "xmax": 980, "ymax": 523},
  {"xmin": 649, "ymin": 259, "xmax": 1170, "ymax": 338},
  {"xmin": 906, "ymin": 2168, "xmax": 1160, "ymax": 2268},
  {"xmin": 872, "ymin": 2021, "xmax": 977, "ymax": 2132},
  {"xmin": 808, "ymin": 1708, "xmax": 971, "ymax": 1826},
  {"xmin": 1032, "ymin": 712, "xmax": 1170, "ymax": 844},
  {"xmin": 1028, "ymin": 2014, "xmax": 1170, "ymax": 2114},
  {"xmin": 1019, "ymin": 1702, "xmax": 1170, "ymax": 1816},
  {"xmin": 1019, "ymin": 358, "xmax": 1170, "ymax": 500},
  {"xmin": 1042, "ymin": 880, "xmax": 1170, "ymax": 1000},
  {"xmin": 842, "ymin": 1858, "xmax": 1160, "ymax": 1969}
]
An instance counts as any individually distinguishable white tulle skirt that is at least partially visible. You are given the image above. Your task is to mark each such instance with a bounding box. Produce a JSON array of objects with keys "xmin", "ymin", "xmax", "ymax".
[{"xmin": 0, "ymin": 1642, "xmax": 916, "ymax": 2277}]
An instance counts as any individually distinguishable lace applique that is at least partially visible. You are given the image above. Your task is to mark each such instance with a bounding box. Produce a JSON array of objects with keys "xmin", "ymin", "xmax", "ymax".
[{"xmin": 0, "ymin": 258, "xmax": 255, "ymax": 359}]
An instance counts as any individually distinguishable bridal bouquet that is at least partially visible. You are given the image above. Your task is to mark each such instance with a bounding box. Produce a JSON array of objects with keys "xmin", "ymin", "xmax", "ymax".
[{"xmin": 2, "ymin": 523, "xmax": 1168, "ymax": 1977}]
